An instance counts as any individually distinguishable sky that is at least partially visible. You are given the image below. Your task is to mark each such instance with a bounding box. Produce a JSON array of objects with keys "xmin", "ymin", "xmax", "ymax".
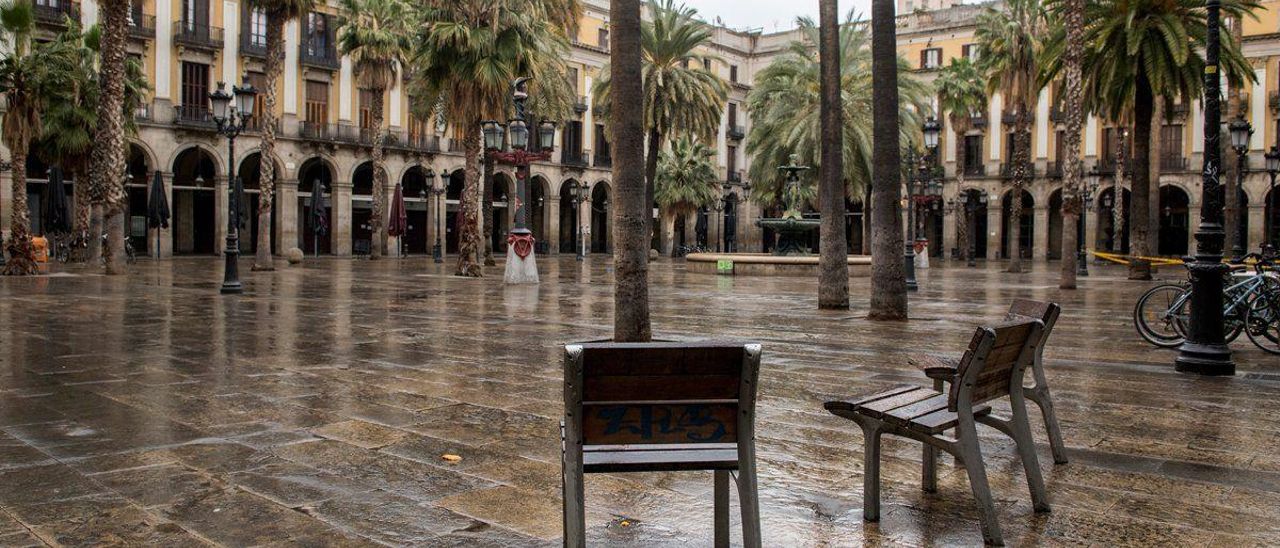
[{"xmin": 683, "ymin": 0, "xmax": 875, "ymax": 33}]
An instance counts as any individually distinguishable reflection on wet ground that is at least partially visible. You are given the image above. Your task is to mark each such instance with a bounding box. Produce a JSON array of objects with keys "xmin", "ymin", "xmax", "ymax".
[{"xmin": 1, "ymin": 256, "xmax": 1278, "ymax": 547}]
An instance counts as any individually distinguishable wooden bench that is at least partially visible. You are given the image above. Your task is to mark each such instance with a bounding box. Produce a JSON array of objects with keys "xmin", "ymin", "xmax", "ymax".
[
  {"xmin": 919, "ymin": 299, "xmax": 1067, "ymax": 465},
  {"xmin": 561, "ymin": 342, "xmax": 762, "ymax": 548},
  {"xmin": 824, "ymin": 319, "xmax": 1049, "ymax": 546}
]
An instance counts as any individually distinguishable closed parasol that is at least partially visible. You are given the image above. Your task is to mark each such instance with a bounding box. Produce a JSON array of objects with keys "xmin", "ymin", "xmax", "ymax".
[
  {"xmin": 42, "ymin": 166, "xmax": 71, "ymax": 235},
  {"xmin": 387, "ymin": 182, "xmax": 408, "ymax": 238}
]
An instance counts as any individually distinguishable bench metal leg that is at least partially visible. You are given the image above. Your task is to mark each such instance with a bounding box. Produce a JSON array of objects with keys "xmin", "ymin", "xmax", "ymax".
[
  {"xmin": 1026, "ymin": 385, "xmax": 1068, "ymax": 465},
  {"xmin": 1011, "ymin": 394, "xmax": 1051, "ymax": 512},
  {"xmin": 861, "ymin": 422, "xmax": 884, "ymax": 522},
  {"xmin": 714, "ymin": 470, "xmax": 730, "ymax": 548},
  {"xmin": 956, "ymin": 424, "xmax": 1003, "ymax": 546},
  {"xmin": 737, "ymin": 452, "xmax": 762, "ymax": 547},
  {"xmin": 922, "ymin": 443, "xmax": 938, "ymax": 493},
  {"xmin": 561, "ymin": 423, "xmax": 586, "ymax": 548}
]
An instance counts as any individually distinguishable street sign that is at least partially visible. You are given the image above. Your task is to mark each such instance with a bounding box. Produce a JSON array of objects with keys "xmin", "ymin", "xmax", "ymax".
[{"xmin": 717, "ymin": 259, "xmax": 734, "ymax": 274}]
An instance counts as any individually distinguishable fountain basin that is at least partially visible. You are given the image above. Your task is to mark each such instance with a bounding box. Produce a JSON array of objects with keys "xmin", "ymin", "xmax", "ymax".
[
  {"xmin": 685, "ymin": 253, "xmax": 872, "ymax": 277},
  {"xmin": 756, "ymin": 217, "xmax": 822, "ymax": 256}
]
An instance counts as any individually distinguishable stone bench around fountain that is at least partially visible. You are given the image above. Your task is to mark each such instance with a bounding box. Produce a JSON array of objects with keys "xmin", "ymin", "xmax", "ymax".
[{"xmin": 685, "ymin": 253, "xmax": 872, "ymax": 277}]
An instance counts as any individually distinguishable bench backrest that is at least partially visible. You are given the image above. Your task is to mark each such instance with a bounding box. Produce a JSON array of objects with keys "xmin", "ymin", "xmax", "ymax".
[
  {"xmin": 1004, "ymin": 299, "xmax": 1060, "ymax": 352},
  {"xmin": 564, "ymin": 342, "xmax": 761, "ymax": 447},
  {"xmin": 948, "ymin": 319, "xmax": 1044, "ymax": 410}
]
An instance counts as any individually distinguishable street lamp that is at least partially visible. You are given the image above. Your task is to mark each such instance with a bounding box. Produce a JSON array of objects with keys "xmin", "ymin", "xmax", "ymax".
[
  {"xmin": 428, "ymin": 170, "xmax": 445, "ymax": 263},
  {"xmin": 1176, "ymin": 0, "xmax": 1233, "ymax": 376},
  {"xmin": 1078, "ymin": 169, "xmax": 1100, "ymax": 277},
  {"xmin": 482, "ymin": 77, "xmax": 556, "ymax": 284},
  {"xmin": 1228, "ymin": 116, "xmax": 1252, "ymax": 260},
  {"xmin": 904, "ymin": 118, "xmax": 942, "ymax": 292},
  {"xmin": 210, "ymin": 77, "xmax": 257, "ymax": 294},
  {"xmin": 1266, "ymin": 145, "xmax": 1280, "ymax": 248},
  {"xmin": 571, "ymin": 181, "xmax": 589, "ymax": 261}
]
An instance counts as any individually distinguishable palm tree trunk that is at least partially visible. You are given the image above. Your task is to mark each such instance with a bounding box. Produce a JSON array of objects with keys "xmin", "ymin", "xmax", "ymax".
[
  {"xmin": 254, "ymin": 14, "xmax": 285, "ymax": 271},
  {"xmin": 72, "ymin": 166, "xmax": 89, "ymax": 235},
  {"xmin": 645, "ymin": 126, "xmax": 662, "ymax": 251},
  {"xmin": 1113, "ymin": 123, "xmax": 1128, "ymax": 251},
  {"xmin": 1008, "ymin": 107, "xmax": 1030, "ymax": 273},
  {"xmin": 455, "ymin": 123, "xmax": 483, "ymax": 277},
  {"xmin": 370, "ymin": 88, "xmax": 386, "ymax": 260},
  {"xmin": 1224, "ymin": 17, "xmax": 1243, "ymax": 258},
  {"xmin": 483, "ymin": 154, "xmax": 495, "ymax": 266},
  {"xmin": 1059, "ymin": 0, "xmax": 1084, "ymax": 289},
  {"xmin": 88, "ymin": 204, "xmax": 102, "ymax": 261},
  {"xmin": 869, "ymin": 0, "xmax": 906, "ymax": 320},
  {"xmin": 1129, "ymin": 75, "xmax": 1154, "ymax": 280},
  {"xmin": 817, "ymin": 0, "xmax": 848, "ymax": 310},
  {"xmin": 93, "ymin": 0, "xmax": 129, "ymax": 275},
  {"xmin": 612, "ymin": 0, "xmax": 652, "ymax": 341},
  {"xmin": 3, "ymin": 148, "xmax": 36, "ymax": 275},
  {"xmin": 952, "ymin": 118, "xmax": 968, "ymax": 259}
]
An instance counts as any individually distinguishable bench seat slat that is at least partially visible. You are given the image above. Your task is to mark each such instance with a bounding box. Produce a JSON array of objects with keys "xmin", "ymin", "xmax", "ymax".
[
  {"xmin": 583, "ymin": 447, "xmax": 740, "ymax": 473},
  {"xmin": 857, "ymin": 387, "xmax": 936, "ymax": 418},
  {"xmin": 908, "ymin": 405, "xmax": 992, "ymax": 434},
  {"xmin": 883, "ymin": 394, "xmax": 949, "ymax": 423},
  {"xmin": 822, "ymin": 385, "xmax": 918, "ymax": 415}
]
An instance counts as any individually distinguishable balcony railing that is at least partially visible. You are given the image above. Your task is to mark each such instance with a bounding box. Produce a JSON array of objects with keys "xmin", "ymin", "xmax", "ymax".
[
  {"xmin": 1045, "ymin": 162, "xmax": 1063, "ymax": 178},
  {"xmin": 34, "ymin": 1, "xmax": 79, "ymax": 26},
  {"xmin": 299, "ymin": 121, "xmax": 332, "ymax": 141},
  {"xmin": 570, "ymin": 37, "xmax": 609, "ymax": 54},
  {"xmin": 173, "ymin": 21, "xmax": 224, "ymax": 51},
  {"xmin": 448, "ymin": 139, "xmax": 467, "ymax": 152},
  {"xmin": 727, "ymin": 125, "xmax": 745, "ymax": 140},
  {"xmin": 1049, "ymin": 105, "xmax": 1065, "ymax": 123},
  {"xmin": 173, "ymin": 105, "xmax": 215, "ymax": 129},
  {"xmin": 594, "ymin": 154, "xmax": 612, "ymax": 168},
  {"xmin": 244, "ymin": 118, "xmax": 282, "ymax": 135},
  {"xmin": 727, "ymin": 170, "xmax": 742, "ymax": 183},
  {"xmin": 386, "ymin": 131, "xmax": 441, "ymax": 153},
  {"xmin": 970, "ymin": 115, "xmax": 988, "ymax": 128},
  {"xmin": 1160, "ymin": 154, "xmax": 1189, "ymax": 172},
  {"xmin": 962, "ymin": 163, "xmax": 985, "ymax": 177},
  {"xmin": 135, "ymin": 103, "xmax": 153, "ymax": 122},
  {"xmin": 240, "ymin": 33, "xmax": 268, "ymax": 58},
  {"xmin": 299, "ymin": 43, "xmax": 340, "ymax": 70},
  {"xmin": 573, "ymin": 95, "xmax": 588, "ymax": 113},
  {"xmin": 127, "ymin": 12, "xmax": 155, "ymax": 39},
  {"xmin": 998, "ymin": 162, "xmax": 1035, "ymax": 178},
  {"xmin": 562, "ymin": 151, "xmax": 589, "ymax": 167}
]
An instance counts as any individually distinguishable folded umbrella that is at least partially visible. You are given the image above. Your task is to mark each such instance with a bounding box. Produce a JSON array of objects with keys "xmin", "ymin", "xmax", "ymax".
[
  {"xmin": 311, "ymin": 181, "xmax": 328, "ymax": 237},
  {"xmin": 387, "ymin": 182, "xmax": 408, "ymax": 238},
  {"xmin": 147, "ymin": 170, "xmax": 170, "ymax": 229},
  {"xmin": 43, "ymin": 166, "xmax": 71, "ymax": 235}
]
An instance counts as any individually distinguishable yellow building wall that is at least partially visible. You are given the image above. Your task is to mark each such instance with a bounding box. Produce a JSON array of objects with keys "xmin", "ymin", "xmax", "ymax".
[{"xmin": 1244, "ymin": 1, "xmax": 1279, "ymax": 36}]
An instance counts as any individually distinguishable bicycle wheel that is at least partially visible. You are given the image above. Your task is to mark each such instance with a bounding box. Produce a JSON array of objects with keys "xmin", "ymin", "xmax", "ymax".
[
  {"xmin": 1245, "ymin": 299, "xmax": 1280, "ymax": 355},
  {"xmin": 1134, "ymin": 284, "xmax": 1190, "ymax": 348}
]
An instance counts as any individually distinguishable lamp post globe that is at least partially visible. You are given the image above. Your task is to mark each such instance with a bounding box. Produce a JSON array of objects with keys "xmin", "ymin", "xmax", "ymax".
[{"xmin": 210, "ymin": 79, "xmax": 254, "ymax": 295}]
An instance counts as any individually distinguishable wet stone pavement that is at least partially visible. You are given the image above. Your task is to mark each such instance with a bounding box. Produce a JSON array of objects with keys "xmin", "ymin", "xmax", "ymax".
[{"xmin": 1, "ymin": 256, "xmax": 1279, "ymax": 547}]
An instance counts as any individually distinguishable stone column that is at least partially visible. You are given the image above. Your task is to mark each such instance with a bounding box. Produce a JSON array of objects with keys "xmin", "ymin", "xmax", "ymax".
[
  {"xmin": 987, "ymin": 204, "xmax": 1001, "ymax": 260},
  {"xmin": 547, "ymin": 197, "xmax": 561, "ymax": 254},
  {"xmin": 658, "ymin": 210, "xmax": 674, "ymax": 256},
  {"xmin": 277, "ymin": 179, "xmax": 298, "ymax": 254},
  {"xmin": 214, "ymin": 176, "xmax": 228, "ymax": 257},
  {"xmin": 383, "ymin": 178, "xmax": 397, "ymax": 258},
  {"xmin": 1248, "ymin": 203, "xmax": 1265, "ymax": 253},
  {"xmin": 580, "ymin": 187, "xmax": 592, "ymax": 255},
  {"xmin": 942, "ymin": 203, "xmax": 957, "ymax": 260},
  {"xmin": 1033, "ymin": 205, "xmax": 1049, "ymax": 259},
  {"xmin": 1085, "ymin": 201, "xmax": 1100, "ymax": 260},
  {"xmin": 332, "ymin": 181, "xmax": 353, "ymax": 256}
]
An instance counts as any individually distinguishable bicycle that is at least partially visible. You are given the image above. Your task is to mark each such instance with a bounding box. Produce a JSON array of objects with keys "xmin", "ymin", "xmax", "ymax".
[
  {"xmin": 1134, "ymin": 252, "xmax": 1279, "ymax": 352},
  {"xmin": 99, "ymin": 232, "xmax": 137, "ymax": 265},
  {"xmin": 52, "ymin": 230, "xmax": 90, "ymax": 264}
]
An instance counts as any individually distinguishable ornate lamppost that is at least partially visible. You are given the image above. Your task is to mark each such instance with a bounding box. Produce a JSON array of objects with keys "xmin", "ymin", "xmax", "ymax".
[
  {"xmin": 209, "ymin": 78, "xmax": 257, "ymax": 294},
  {"xmin": 1266, "ymin": 146, "xmax": 1280, "ymax": 248},
  {"xmin": 1077, "ymin": 170, "xmax": 1100, "ymax": 277},
  {"xmin": 568, "ymin": 180, "xmax": 588, "ymax": 261},
  {"xmin": 429, "ymin": 170, "xmax": 445, "ymax": 263},
  {"xmin": 1176, "ymin": 0, "xmax": 1234, "ymax": 376},
  {"xmin": 904, "ymin": 117, "xmax": 942, "ymax": 291},
  {"xmin": 482, "ymin": 78, "xmax": 557, "ymax": 284},
  {"xmin": 1228, "ymin": 116, "xmax": 1252, "ymax": 260}
]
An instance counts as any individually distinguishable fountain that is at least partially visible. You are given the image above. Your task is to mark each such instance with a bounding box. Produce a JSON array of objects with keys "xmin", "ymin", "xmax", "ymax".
[
  {"xmin": 756, "ymin": 156, "xmax": 821, "ymax": 256},
  {"xmin": 684, "ymin": 155, "xmax": 872, "ymax": 277}
]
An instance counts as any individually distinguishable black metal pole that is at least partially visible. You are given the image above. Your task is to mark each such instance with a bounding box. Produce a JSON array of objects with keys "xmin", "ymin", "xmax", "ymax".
[
  {"xmin": 221, "ymin": 130, "xmax": 242, "ymax": 294},
  {"xmin": 1270, "ymin": 175, "xmax": 1277, "ymax": 248},
  {"xmin": 1232, "ymin": 149, "xmax": 1246, "ymax": 260},
  {"xmin": 575, "ymin": 190, "xmax": 585, "ymax": 261},
  {"xmin": 905, "ymin": 148, "xmax": 918, "ymax": 291},
  {"xmin": 433, "ymin": 187, "xmax": 443, "ymax": 263},
  {"xmin": 1077, "ymin": 192, "xmax": 1090, "ymax": 277},
  {"xmin": 966, "ymin": 200, "xmax": 977, "ymax": 267},
  {"xmin": 1176, "ymin": 0, "xmax": 1234, "ymax": 375}
]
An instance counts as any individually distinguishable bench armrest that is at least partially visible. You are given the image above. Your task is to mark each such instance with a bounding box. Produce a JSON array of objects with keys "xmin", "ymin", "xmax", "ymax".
[{"xmin": 911, "ymin": 354, "xmax": 960, "ymax": 382}]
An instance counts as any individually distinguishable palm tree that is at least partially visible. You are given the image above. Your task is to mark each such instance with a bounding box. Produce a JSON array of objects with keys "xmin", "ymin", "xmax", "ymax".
[
  {"xmin": 1058, "ymin": 0, "xmax": 1257, "ymax": 279},
  {"xmin": 250, "ymin": 0, "xmax": 315, "ymax": 270},
  {"xmin": 816, "ymin": 0, "xmax": 846, "ymax": 310},
  {"xmin": 656, "ymin": 136, "xmax": 718, "ymax": 249},
  {"xmin": 869, "ymin": 0, "xmax": 906, "ymax": 319},
  {"xmin": 1042, "ymin": 0, "xmax": 1085, "ymax": 288},
  {"xmin": 338, "ymin": 0, "xmax": 410, "ymax": 260},
  {"xmin": 592, "ymin": 0, "xmax": 727, "ymax": 243},
  {"xmin": 0, "ymin": 0, "xmax": 62, "ymax": 275},
  {"xmin": 85, "ymin": 0, "xmax": 131, "ymax": 274},
  {"xmin": 37, "ymin": 22, "xmax": 99, "ymax": 240},
  {"xmin": 934, "ymin": 57, "xmax": 985, "ymax": 264},
  {"xmin": 409, "ymin": 0, "xmax": 578, "ymax": 277},
  {"xmin": 608, "ymin": 0, "xmax": 650, "ymax": 340},
  {"xmin": 974, "ymin": 0, "xmax": 1046, "ymax": 274},
  {"xmin": 745, "ymin": 14, "xmax": 929, "ymax": 212}
]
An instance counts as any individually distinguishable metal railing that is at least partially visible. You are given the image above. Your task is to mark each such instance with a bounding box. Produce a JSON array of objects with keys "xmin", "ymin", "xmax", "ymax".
[
  {"xmin": 173, "ymin": 21, "xmax": 225, "ymax": 50},
  {"xmin": 1160, "ymin": 155, "xmax": 1189, "ymax": 172},
  {"xmin": 573, "ymin": 95, "xmax": 588, "ymax": 112},
  {"xmin": 594, "ymin": 154, "xmax": 612, "ymax": 168},
  {"xmin": 135, "ymin": 103, "xmax": 153, "ymax": 122},
  {"xmin": 240, "ymin": 33, "xmax": 268, "ymax": 58},
  {"xmin": 173, "ymin": 105, "xmax": 215, "ymax": 129},
  {"xmin": 562, "ymin": 151, "xmax": 589, "ymax": 167},
  {"xmin": 727, "ymin": 170, "xmax": 742, "ymax": 183},
  {"xmin": 998, "ymin": 162, "xmax": 1035, "ymax": 178},
  {"xmin": 127, "ymin": 12, "xmax": 155, "ymax": 39},
  {"xmin": 1045, "ymin": 162, "xmax": 1062, "ymax": 178},
  {"xmin": 386, "ymin": 130, "xmax": 441, "ymax": 152},
  {"xmin": 34, "ymin": 1, "xmax": 79, "ymax": 25},
  {"xmin": 299, "ymin": 43, "xmax": 340, "ymax": 70},
  {"xmin": 962, "ymin": 163, "xmax": 985, "ymax": 177},
  {"xmin": 298, "ymin": 121, "xmax": 332, "ymax": 141},
  {"xmin": 728, "ymin": 125, "xmax": 745, "ymax": 140},
  {"xmin": 970, "ymin": 115, "xmax": 988, "ymax": 128}
]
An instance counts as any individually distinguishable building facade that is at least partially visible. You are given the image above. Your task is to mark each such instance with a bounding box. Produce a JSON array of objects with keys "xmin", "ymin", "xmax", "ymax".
[{"xmin": 3, "ymin": 0, "xmax": 1280, "ymax": 262}]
